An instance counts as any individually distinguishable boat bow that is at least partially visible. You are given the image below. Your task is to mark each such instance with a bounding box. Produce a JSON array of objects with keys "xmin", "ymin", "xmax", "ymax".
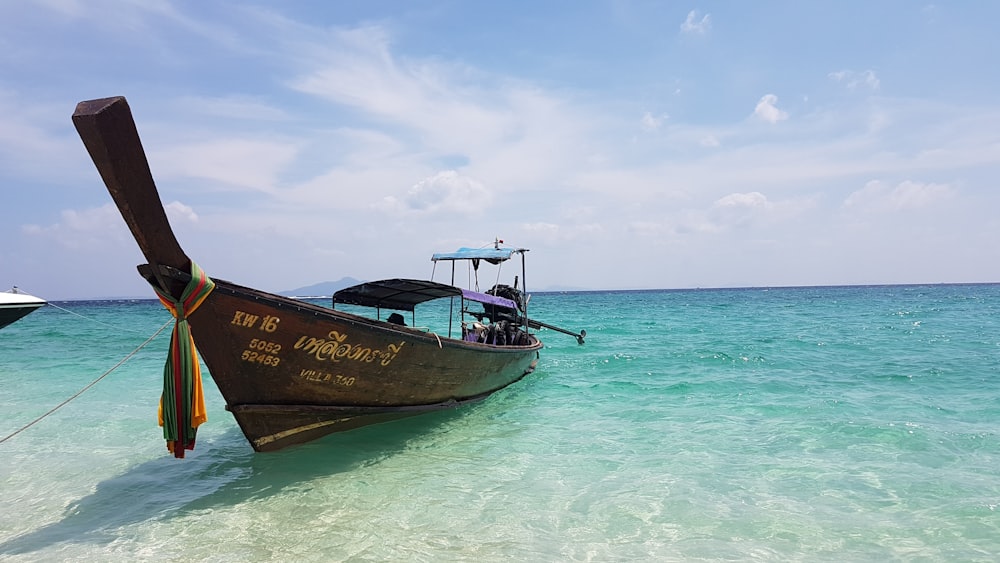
[{"xmin": 72, "ymin": 96, "xmax": 189, "ymax": 297}]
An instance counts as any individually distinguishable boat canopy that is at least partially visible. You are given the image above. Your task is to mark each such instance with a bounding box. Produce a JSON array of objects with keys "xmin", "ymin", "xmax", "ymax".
[
  {"xmin": 333, "ymin": 279, "xmax": 460, "ymax": 311},
  {"xmin": 431, "ymin": 246, "xmax": 526, "ymax": 264},
  {"xmin": 461, "ymin": 288, "xmax": 517, "ymax": 310},
  {"xmin": 332, "ymin": 278, "xmax": 517, "ymax": 312}
]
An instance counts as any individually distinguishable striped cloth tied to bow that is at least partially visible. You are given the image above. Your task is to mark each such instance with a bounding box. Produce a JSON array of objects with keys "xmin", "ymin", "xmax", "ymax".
[{"xmin": 153, "ymin": 261, "xmax": 215, "ymax": 458}]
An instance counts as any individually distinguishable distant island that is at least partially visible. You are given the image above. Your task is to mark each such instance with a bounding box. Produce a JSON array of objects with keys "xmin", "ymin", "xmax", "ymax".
[{"xmin": 277, "ymin": 277, "xmax": 362, "ymax": 297}]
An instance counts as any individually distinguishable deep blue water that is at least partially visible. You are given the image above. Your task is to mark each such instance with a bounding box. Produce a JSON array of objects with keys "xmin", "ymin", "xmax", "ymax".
[{"xmin": 2, "ymin": 284, "xmax": 999, "ymax": 561}]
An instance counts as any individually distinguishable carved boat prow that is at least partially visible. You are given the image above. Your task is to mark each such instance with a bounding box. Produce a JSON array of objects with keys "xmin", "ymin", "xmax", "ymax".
[{"xmin": 74, "ymin": 97, "xmax": 189, "ymax": 292}]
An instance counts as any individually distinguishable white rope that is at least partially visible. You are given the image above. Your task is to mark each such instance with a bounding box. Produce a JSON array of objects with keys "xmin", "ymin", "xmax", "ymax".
[
  {"xmin": 430, "ymin": 332, "xmax": 443, "ymax": 348},
  {"xmin": 42, "ymin": 301, "xmax": 150, "ymax": 333},
  {"xmin": 0, "ymin": 319, "xmax": 172, "ymax": 445}
]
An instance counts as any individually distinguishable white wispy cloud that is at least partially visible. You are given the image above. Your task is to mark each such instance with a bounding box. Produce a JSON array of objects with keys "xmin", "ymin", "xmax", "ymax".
[
  {"xmin": 680, "ymin": 10, "xmax": 712, "ymax": 34},
  {"xmin": 753, "ymin": 94, "xmax": 789, "ymax": 123},
  {"xmin": 640, "ymin": 111, "xmax": 668, "ymax": 131},
  {"xmin": 843, "ymin": 180, "xmax": 955, "ymax": 212},
  {"xmin": 715, "ymin": 191, "xmax": 771, "ymax": 209},
  {"xmin": 380, "ymin": 170, "xmax": 492, "ymax": 216},
  {"xmin": 165, "ymin": 201, "xmax": 200, "ymax": 222},
  {"xmin": 829, "ymin": 70, "xmax": 881, "ymax": 91},
  {"xmin": 21, "ymin": 204, "xmax": 129, "ymax": 249},
  {"xmin": 154, "ymin": 138, "xmax": 300, "ymax": 193},
  {"xmin": 174, "ymin": 95, "xmax": 292, "ymax": 121}
]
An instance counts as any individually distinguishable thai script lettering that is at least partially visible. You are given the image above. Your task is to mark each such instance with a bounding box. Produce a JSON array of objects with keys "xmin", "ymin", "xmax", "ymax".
[{"xmin": 293, "ymin": 330, "xmax": 404, "ymax": 366}]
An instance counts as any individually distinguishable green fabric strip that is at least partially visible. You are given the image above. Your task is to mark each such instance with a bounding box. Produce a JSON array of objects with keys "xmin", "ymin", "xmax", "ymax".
[{"xmin": 153, "ymin": 261, "xmax": 215, "ymax": 458}]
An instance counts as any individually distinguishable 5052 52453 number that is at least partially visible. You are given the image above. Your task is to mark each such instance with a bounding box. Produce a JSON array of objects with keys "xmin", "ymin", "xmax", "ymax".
[
  {"xmin": 241, "ymin": 349, "xmax": 281, "ymax": 366},
  {"xmin": 248, "ymin": 338, "xmax": 281, "ymax": 354}
]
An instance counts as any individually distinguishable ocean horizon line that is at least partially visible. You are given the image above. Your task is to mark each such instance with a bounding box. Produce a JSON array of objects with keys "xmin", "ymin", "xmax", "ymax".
[{"xmin": 40, "ymin": 280, "xmax": 1000, "ymax": 303}]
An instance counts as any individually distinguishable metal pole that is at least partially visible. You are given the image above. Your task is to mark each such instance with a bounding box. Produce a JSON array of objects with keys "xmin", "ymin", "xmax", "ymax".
[{"xmin": 521, "ymin": 250, "xmax": 529, "ymax": 333}]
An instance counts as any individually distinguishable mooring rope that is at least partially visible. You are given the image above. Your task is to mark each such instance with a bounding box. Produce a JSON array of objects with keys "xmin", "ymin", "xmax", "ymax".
[
  {"xmin": 0, "ymin": 318, "xmax": 172, "ymax": 446},
  {"xmin": 41, "ymin": 300, "xmax": 151, "ymax": 333}
]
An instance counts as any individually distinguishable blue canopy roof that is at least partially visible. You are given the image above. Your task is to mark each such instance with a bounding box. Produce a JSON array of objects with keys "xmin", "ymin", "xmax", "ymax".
[{"xmin": 431, "ymin": 246, "xmax": 526, "ymax": 262}]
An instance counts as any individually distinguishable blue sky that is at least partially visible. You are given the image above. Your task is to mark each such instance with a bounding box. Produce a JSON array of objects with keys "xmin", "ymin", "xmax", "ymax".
[{"xmin": 2, "ymin": 2, "xmax": 999, "ymax": 299}]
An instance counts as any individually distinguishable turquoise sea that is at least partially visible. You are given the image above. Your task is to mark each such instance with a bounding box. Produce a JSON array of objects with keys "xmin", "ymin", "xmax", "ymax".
[{"xmin": 1, "ymin": 284, "xmax": 999, "ymax": 561}]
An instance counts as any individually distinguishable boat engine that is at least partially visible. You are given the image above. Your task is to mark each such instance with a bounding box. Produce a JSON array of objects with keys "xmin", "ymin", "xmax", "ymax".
[{"xmin": 485, "ymin": 283, "xmax": 526, "ymax": 324}]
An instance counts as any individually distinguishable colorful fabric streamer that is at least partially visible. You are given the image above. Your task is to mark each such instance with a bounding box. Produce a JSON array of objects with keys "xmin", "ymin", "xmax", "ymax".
[{"xmin": 153, "ymin": 261, "xmax": 215, "ymax": 458}]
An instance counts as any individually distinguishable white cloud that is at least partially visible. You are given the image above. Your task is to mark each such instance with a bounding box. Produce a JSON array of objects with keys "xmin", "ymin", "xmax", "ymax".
[
  {"xmin": 664, "ymin": 191, "xmax": 816, "ymax": 238},
  {"xmin": 715, "ymin": 191, "xmax": 771, "ymax": 209},
  {"xmin": 646, "ymin": 193, "xmax": 778, "ymax": 239},
  {"xmin": 844, "ymin": 180, "xmax": 955, "ymax": 212},
  {"xmin": 176, "ymin": 95, "xmax": 292, "ymax": 121},
  {"xmin": 753, "ymin": 94, "xmax": 788, "ymax": 123},
  {"xmin": 22, "ymin": 204, "xmax": 129, "ymax": 249},
  {"xmin": 155, "ymin": 138, "xmax": 299, "ymax": 192},
  {"xmin": 522, "ymin": 221, "xmax": 604, "ymax": 243},
  {"xmin": 709, "ymin": 191, "xmax": 772, "ymax": 229},
  {"xmin": 700, "ymin": 135, "xmax": 721, "ymax": 147},
  {"xmin": 829, "ymin": 69, "xmax": 881, "ymax": 91},
  {"xmin": 165, "ymin": 200, "xmax": 199, "ymax": 222},
  {"xmin": 380, "ymin": 170, "xmax": 492, "ymax": 215},
  {"xmin": 680, "ymin": 10, "xmax": 711, "ymax": 34},
  {"xmin": 285, "ymin": 25, "xmax": 595, "ymax": 195},
  {"xmin": 290, "ymin": 26, "xmax": 513, "ymax": 150},
  {"xmin": 523, "ymin": 222, "xmax": 560, "ymax": 235},
  {"xmin": 640, "ymin": 111, "xmax": 668, "ymax": 131}
]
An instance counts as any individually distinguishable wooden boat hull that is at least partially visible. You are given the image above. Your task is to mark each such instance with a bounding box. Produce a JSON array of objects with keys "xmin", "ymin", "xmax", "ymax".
[{"xmin": 151, "ymin": 268, "xmax": 541, "ymax": 452}]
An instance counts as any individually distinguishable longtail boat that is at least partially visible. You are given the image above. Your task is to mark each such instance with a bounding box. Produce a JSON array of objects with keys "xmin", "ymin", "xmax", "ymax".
[{"xmin": 72, "ymin": 96, "xmax": 584, "ymax": 455}]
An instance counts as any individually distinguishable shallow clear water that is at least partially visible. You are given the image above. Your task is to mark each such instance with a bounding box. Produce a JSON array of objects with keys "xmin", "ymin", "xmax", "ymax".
[{"xmin": 2, "ymin": 285, "xmax": 999, "ymax": 561}]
